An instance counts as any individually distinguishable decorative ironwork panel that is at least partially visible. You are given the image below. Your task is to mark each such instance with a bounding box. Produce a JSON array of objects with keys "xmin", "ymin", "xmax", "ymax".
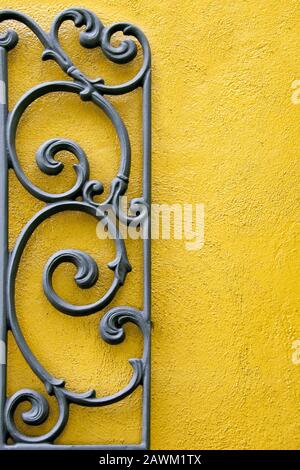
[{"xmin": 0, "ymin": 7, "xmax": 151, "ymax": 450}]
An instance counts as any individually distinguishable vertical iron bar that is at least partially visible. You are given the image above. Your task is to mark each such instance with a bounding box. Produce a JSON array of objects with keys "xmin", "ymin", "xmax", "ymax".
[
  {"xmin": 142, "ymin": 69, "xmax": 151, "ymax": 449},
  {"xmin": 0, "ymin": 45, "xmax": 8, "ymax": 448}
]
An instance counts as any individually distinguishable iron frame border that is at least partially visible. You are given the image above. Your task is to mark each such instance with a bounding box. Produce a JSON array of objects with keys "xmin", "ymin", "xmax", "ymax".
[{"xmin": 0, "ymin": 7, "xmax": 151, "ymax": 450}]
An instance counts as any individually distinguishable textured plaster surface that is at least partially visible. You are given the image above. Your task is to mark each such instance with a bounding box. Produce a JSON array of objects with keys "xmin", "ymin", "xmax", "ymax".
[{"xmin": 1, "ymin": 0, "xmax": 300, "ymax": 449}]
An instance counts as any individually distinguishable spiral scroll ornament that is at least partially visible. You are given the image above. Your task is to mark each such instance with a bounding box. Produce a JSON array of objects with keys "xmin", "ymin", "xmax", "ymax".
[{"xmin": 0, "ymin": 7, "xmax": 151, "ymax": 448}]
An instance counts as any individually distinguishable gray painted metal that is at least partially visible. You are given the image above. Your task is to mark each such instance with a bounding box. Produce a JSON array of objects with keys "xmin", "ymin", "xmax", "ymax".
[{"xmin": 0, "ymin": 8, "xmax": 151, "ymax": 450}]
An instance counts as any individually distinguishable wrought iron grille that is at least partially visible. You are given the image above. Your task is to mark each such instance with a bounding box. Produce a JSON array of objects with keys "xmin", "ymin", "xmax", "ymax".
[{"xmin": 0, "ymin": 7, "xmax": 151, "ymax": 450}]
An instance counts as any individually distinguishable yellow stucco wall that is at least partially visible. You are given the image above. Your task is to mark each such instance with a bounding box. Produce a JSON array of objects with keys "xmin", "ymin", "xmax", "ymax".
[{"xmin": 1, "ymin": 0, "xmax": 300, "ymax": 449}]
